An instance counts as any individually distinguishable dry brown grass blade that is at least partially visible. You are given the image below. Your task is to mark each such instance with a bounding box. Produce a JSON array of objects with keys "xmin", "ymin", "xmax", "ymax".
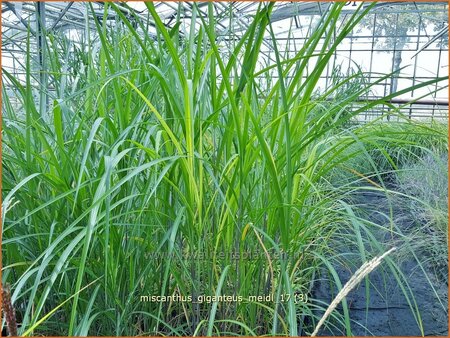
[{"xmin": 2, "ymin": 283, "xmax": 18, "ymax": 336}]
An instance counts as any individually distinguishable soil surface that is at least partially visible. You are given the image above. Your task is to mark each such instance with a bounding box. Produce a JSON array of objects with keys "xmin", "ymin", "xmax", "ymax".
[{"xmin": 310, "ymin": 186, "xmax": 448, "ymax": 336}]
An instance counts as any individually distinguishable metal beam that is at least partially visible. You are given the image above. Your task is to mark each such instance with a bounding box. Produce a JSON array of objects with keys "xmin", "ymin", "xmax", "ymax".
[
  {"xmin": 269, "ymin": 1, "xmax": 446, "ymax": 23},
  {"xmin": 3, "ymin": 2, "xmax": 36, "ymax": 35},
  {"xmin": 49, "ymin": 2, "xmax": 74, "ymax": 31},
  {"xmin": 36, "ymin": 1, "xmax": 48, "ymax": 116}
]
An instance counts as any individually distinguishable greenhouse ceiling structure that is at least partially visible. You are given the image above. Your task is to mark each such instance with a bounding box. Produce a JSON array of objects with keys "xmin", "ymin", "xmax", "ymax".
[{"xmin": 2, "ymin": 1, "xmax": 448, "ymax": 120}]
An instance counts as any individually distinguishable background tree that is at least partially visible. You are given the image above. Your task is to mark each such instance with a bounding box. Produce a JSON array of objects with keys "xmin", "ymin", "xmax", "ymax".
[{"xmin": 358, "ymin": 3, "xmax": 448, "ymax": 94}]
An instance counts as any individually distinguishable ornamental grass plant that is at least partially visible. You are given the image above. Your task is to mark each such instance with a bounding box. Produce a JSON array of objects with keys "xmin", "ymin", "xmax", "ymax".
[{"xmin": 2, "ymin": 2, "xmax": 447, "ymax": 336}]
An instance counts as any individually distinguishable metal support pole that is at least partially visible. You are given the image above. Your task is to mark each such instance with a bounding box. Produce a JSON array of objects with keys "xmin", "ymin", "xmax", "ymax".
[
  {"xmin": 410, "ymin": 15, "xmax": 421, "ymax": 119},
  {"xmin": 36, "ymin": 1, "xmax": 48, "ymax": 116}
]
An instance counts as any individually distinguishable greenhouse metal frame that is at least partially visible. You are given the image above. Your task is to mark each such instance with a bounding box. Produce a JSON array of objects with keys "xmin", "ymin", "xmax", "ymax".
[
  {"xmin": 2, "ymin": 1, "xmax": 449, "ymax": 120},
  {"xmin": 1, "ymin": 1, "xmax": 448, "ymax": 337}
]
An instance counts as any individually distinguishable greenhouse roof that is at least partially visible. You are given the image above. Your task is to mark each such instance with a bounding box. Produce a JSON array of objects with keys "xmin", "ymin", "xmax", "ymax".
[
  {"xmin": 2, "ymin": 1, "xmax": 449, "ymax": 120},
  {"xmin": 2, "ymin": 2, "xmax": 448, "ymax": 36}
]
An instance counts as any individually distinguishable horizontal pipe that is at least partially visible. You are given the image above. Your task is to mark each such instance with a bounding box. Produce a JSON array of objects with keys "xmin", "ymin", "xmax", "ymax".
[{"xmin": 354, "ymin": 98, "xmax": 448, "ymax": 106}]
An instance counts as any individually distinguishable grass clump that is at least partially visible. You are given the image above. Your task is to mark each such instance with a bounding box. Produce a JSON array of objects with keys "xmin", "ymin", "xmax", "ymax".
[
  {"xmin": 394, "ymin": 151, "xmax": 448, "ymax": 283},
  {"xmin": 1, "ymin": 2, "xmax": 448, "ymax": 336}
]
